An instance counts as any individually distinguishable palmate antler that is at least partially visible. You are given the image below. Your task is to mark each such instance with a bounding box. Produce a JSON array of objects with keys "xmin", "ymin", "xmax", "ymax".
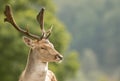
[
  {"xmin": 4, "ymin": 5, "xmax": 52, "ymax": 40},
  {"xmin": 37, "ymin": 7, "xmax": 53, "ymax": 39}
]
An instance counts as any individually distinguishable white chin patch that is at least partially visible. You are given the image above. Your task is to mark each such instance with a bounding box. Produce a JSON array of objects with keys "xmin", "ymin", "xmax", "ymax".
[
  {"xmin": 58, "ymin": 60, "xmax": 62, "ymax": 63},
  {"xmin": 55, "ymin": 59, "xmax": 62, "ymax": 63}
]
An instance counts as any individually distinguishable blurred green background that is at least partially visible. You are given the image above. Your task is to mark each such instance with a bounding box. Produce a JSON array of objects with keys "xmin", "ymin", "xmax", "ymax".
[
  {"xmin": 0, "ymin": 0, "xmax": 120, "ymax": 81},
  {"xmin": 54, "ymin": 0, "xmax": 120, "ymax": 81}
]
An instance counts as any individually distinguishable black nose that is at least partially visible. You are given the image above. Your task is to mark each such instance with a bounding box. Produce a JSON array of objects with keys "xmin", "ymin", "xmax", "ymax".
[
  {"xmin": 58, "ymin": 55, "xmax": 63, "ymax": 60},
  {"xmin": 55, "ymin": 54, "xmax": 63, "ymax": 60}
]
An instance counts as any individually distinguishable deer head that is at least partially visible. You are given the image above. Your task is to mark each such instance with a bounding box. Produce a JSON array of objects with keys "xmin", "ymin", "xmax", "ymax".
[{"xmin": 4, "ymin": 5, "xmax": 63, "ymax": 62}]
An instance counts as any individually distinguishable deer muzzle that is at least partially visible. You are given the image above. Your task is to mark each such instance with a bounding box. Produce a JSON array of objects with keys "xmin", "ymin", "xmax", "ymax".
[{"xmin": 55, "ymin": 54, "xmax": 63, "ymax": 61}]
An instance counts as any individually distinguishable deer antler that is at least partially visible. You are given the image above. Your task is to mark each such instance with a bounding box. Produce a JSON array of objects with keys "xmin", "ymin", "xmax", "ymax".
[
  {"xmin": 37, "ymin": 8, "xmax": 52, "ymax": 39},
  {"xmin": 37, "ymin": 8, "xmax": 45, "ymax": 33},
  {"xmin": 37, "ymin": 8, "xmax": 46, "ymax": 39},
  {"xmin": 4, "ymin": 5, "xmax": 40, "ymax": 40}
]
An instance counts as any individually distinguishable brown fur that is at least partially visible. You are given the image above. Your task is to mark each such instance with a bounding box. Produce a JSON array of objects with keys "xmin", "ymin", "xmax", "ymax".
[{"xmin": 19, "ymin": 37, "xmax": 63, "ymax": 81}]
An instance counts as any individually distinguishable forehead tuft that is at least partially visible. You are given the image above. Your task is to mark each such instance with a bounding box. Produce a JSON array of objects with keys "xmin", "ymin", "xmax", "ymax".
[
  {"xmin": 40, "ymin": 39, "xmax": 54, "ymax": 47},
  {"xmin": 40, "ymin": 39, "xmax": 50, "ymax": 44}
]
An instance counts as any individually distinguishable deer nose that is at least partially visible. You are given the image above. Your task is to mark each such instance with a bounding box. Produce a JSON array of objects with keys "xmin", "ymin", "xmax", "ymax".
[{"xmin": 55, "ymin": 54, "xmax": 63, "ymax": 60}]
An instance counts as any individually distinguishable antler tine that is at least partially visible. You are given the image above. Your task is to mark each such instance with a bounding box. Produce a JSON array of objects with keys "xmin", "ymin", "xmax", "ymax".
[
  {"xmin": 37, "ymin": 8, "xmax": 46, "ymax": 38},
  {"xmin": 46, "ymin": 25, "xmax": 53, "ymax": 39},
  {"xmin": 4, "ymin": 5, "xmax": 40, "ymax": 40}
]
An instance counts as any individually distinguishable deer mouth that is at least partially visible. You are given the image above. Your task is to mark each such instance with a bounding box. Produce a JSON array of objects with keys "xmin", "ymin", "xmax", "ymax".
[{"xmin": 55, "ymin": 54, "xmax": 63, "ymax": 62}]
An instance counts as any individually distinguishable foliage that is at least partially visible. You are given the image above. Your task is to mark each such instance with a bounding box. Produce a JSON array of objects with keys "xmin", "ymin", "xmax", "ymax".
[
  {"xmin": 49, "ymin": 51, "xmax": 79, "ymax": 81},
  {"xmin": 0, "ymin": 0, "xmax": 79, "ymax": 81},
  {"xmin": 55, "ymin": 0, "xmax": 120, "ymax": 68},
  {"xmin": 55, "ymin": 0, "xmax": 120, "ymax": 81}
]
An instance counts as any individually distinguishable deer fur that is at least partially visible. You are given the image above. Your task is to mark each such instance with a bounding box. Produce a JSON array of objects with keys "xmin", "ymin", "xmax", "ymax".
[
  {"xmin": 4, "ymin": 5, "xmax": 63, "ymax": 81},
  {"xmin": 19, "ymin": 37, "xmax": 63, "ymax": 81}
]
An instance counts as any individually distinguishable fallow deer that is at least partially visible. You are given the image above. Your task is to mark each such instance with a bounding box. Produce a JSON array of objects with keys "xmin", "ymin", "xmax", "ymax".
[{"xmin": 4, "ymin": 5, "xmax": 63, "ymax": 81}]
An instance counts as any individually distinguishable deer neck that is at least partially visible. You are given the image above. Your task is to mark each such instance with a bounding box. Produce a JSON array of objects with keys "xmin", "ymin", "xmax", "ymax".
[{"xmin": 23, "ymin": 49, "xmax": 48, "ymax": 81}]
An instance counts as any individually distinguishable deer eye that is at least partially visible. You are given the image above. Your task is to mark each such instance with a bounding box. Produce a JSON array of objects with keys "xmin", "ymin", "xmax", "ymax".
[{"xmin": 40, "ymin": 47, "xmax": 46, "ymax": 50}]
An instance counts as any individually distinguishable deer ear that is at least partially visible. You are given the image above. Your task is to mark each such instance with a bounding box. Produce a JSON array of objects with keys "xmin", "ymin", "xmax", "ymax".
[{"xmin": 23, "ymin": 36, "xmax": 34, "ymax": 47}]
